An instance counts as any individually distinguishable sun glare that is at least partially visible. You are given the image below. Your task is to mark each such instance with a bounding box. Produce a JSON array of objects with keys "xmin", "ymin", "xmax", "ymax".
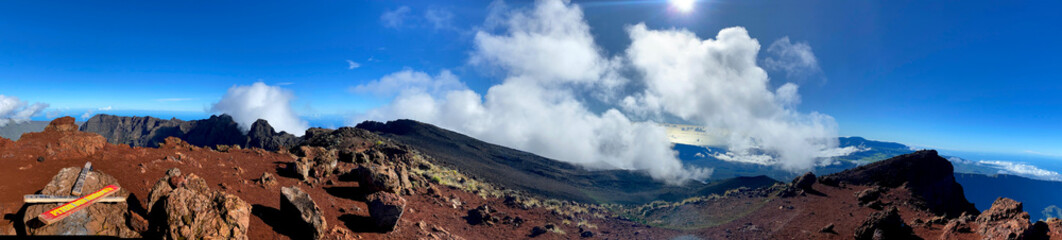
[{"xmin": 671, "ymin": 0, "xmax": 695, "ymax": 13}]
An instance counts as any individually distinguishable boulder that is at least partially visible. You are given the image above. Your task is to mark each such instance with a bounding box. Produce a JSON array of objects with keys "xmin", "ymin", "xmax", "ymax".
[
  {"xmin": 22, "ymin": 167, "xmax": 140, "ymax": 238},
  {"xmin": 357, "ymin": 164, "xmax": 401, "ymax": 193},
  {"xmin": 792, "ymin": 172, "xmax": 816, "ymax": 190},
  {"xmin": 366, "ymin": 191, "xmax": 406, "ymax": 232},
  {"xmin": 258, "ymin": 172, "xmax": 278, "ymax": 187},
  {"xmin": 280, "ymin": 186, "xmax": 327, "ymax": 240},
  {"xmin": 466, "ymin": 205, "xmax": 499, "ymax": 226},
  {"xmin": 146, "ymin": 168, "xmax": 251, "ymax": 240},
  {"xmin": 975, "ymin": 197, "xmax": 1038, "ymax": 240},
  {"xmin": 856, "ymin": 187, "xmax": 884, "ymax": 207},
  {"xmin": 853, "ymin": 207, "xmax": 917, "ymax": 240}
]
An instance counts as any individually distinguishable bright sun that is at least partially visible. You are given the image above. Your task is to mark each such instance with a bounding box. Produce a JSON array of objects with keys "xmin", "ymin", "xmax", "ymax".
[{"xmin": 671, "ymin": 0, "xmax": 695, "ymax": 13}]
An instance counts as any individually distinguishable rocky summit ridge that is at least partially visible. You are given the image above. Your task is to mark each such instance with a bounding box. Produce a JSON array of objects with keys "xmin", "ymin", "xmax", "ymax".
[{"xmin": 1, "ymin": 117, "xmax": 1062, "ymax": 239}]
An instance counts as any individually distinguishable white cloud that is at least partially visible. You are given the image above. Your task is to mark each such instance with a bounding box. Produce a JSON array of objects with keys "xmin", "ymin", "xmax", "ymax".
[
  {"xmin": 763, "ymin": 37, "xmax": 823, "ymax": 81},
  {"xmin": 358, "ymin": 0, "xmax": 708, "ymax": 185},
  {"xmin": 425, "ymin": 8, "xmax": 455, "ymax": 30},
  {"xmin": 356, "ymin": 0, "xmax": 843, "ymax": 183},
  {"xmin": 0, "ymin": 95, "xmax": 48, "ymax": 127},
  {"xmin": 210, "ymin": 82, "xmax": 309, "ymax": 136},
  {"xmin": 98, "ymin": 106, "xmax": 112, "ymax": 111},
  {"xmin": 622, "ymin": 25, "xmax": 842, "ymax": 171},
  {"xmin": 350, "ymin": 69, "xmax": 465, "ymax": 98},
  {"xmin": 381, "ymin": 6, "xmax": 412, "ymax": 28},
  {"xmin": 80, "ymin": 110, "xmax": 94, "ymax": 120},
  {"xmin": 978, "ymin": 160, "xmax": 1062, "ymax": 181},
  {"xmin": 346, "ymin": 60, "xmax": 360, "ymax": 70}
]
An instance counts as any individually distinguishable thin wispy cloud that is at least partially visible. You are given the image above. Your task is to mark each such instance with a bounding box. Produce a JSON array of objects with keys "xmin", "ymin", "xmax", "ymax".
[
  {"xmin": 425, "ymin": 8, "xmax": 455, "ymax": 30},
  {"xmin": 98, "ymin": 106, "xmax": 112, "ymax": 111},
  {"xmin": 764, "ymin": 37, "xmax": 824, "ymax": 82},
  {"xmin": 381, "ymin": 6, "xmax": 412, "ymax": 28},
  {"xmin": 346, "ymin": 59, "xmax": 361, "ymax": 69}
]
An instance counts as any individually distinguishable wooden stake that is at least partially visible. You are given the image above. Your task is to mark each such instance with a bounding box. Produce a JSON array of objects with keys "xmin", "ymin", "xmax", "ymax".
[{"xmin": 70, "ymin": 162, "xmax": 92, "ymax": 196}]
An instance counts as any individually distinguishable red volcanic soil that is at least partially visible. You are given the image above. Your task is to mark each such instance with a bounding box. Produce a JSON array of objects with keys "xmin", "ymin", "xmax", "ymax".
[
  {"xmin": 1, "ymin": 117, "xmax": 1058, "ymax": 239},
  {"xmin": 0, "ymin": 118, "xmax": 669, "ymax": 239}
]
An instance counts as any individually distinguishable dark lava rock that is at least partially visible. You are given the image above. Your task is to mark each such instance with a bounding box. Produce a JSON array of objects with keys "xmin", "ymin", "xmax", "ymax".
[
  {"xmin": 467, "ymin": 205, "xmax": 499, "ymax": 225},
  {"xmin": 23, "ymin": 167, "xmax": 139, "ymax": 238},
  {"xmin": 853, "ymin": 207, "xmax": 917, "ymax": 240},
  {"xmin": 146, "ymin": 168, "xmax": 251, "ymax": 240},
  {"xmin": 827, "ymin": 150, "xmax": 979, "ymax": 217},
  {"xmin": 792, "ymin": 172, "xmax": 816, "ymax": 190},
  {"xmin": 580, "ymin": 230, "xmax": 595, "ymax": 238},
  {"xmin": 529, "ymin": 226, "xmax": 548, "ymax": 237},
  {"xmin": 280, "ymin": 186, "xmax": 327, "ymax": 240},
  {"xmin": 80, "ymin": 114, "xmax": 297, "ymax": 151},
  {"xmin": 36, "ymin": 156, "xmax": 44, "ymax": 162},
  {"xmin": 855, "ymin": 187, "xmax": 884, "ymax": 207},
  {"xmin": 246, "ymin": 119, "xmax": 299, "ymax": 151},
  {"xmin": 366, "ymin": 191, "xmax": 406, "ymax": 232}
]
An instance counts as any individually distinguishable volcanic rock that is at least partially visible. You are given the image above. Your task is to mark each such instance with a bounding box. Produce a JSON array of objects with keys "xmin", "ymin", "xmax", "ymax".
[
  {"xmin": 975, "ymin": 197, "xmax": 1037, "ymax": 240},
  {"xmin": 258, "ymin": 172, "xmax": 278, "ymax": 187},
  {"xmin": 357, "ymin": 164, "xmax": 401, "ymax": 193},
  {"xmin": 853, "ymin": 206, "xmax": 917, "ymax": 240},
  {"xmin": 247, "ymin": 119, "xmax": 299, "ymax": 151},
  {"xmin": 146, "ymin": 168, "xmax": 251, "ymax": 240},
  {"xmin": 366, "ymin": 191, "xmax": 406, "ymax": 232},
  {"xmin": 23, "ymin": 166, "xmax": 139, "ymax": 238},
  {"xmin": 280, "ymin": 186, "xmax": 327, "ymax": 240},
  {"xmin": 792, "ymin": 172, "xmax": 816, "ymax": 191},
  {"xmin": 467, "ymin": 204, "xmax": 499, "ymax": 226},
  {"xmin": 530, "ymin": 226, "xmax": 548, "ymax": 237},
  {"xmin": 292, "ymin": 146, "xmax": 339, "ymax": 181},
  {"xmin": 80, "ymin": 114, "xmax": 298, "ymax": 151},
  {"xmin": 17, "ymin": 117, "xmax": 106, "ymax": 159},
  {"xmin": 828, "ymin": 150, "xmax": 979, "ymax": 217},
  {"xmin": 856, "ymin": 187, "xmax": 884, "ymax": 207},
  {"xmin": 820, "ymin": 223, "xmax": 836, "ymax": 233}
]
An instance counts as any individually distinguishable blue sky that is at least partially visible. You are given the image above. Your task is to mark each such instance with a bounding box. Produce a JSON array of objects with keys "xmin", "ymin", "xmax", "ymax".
[{"xmin": 1, "ymin": 0, "xmax": 1060, "ymax": 158}]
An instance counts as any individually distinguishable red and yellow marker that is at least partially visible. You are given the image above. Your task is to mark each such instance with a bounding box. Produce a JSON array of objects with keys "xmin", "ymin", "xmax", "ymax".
[{"xmin": 37, "ymin": 185, "xmax": 120, "ymax": 224}]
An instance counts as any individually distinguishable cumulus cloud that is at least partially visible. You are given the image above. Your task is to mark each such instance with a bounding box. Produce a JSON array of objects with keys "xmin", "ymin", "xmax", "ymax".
[
  {"xmin": 210, "ymin": 82, "xmax": 309, "ymax": 136},
  {"xmin": 359, "ymin": 0, "xmax": 707, "ymax": 185},
  {"xmin": 356, "ymin": 0, "xmax": 843, "ymax": 183},
  {"xmin": 0, "ymin": 95, "xmax": 48, "ymax": 126},
  {"xmin": 346, "ymin": 60, "xmax": 360, "ymax": 70},
  {"xmin": 381, "ymin": 6, "xmax": 412, "ymax": 28},
  {"xmin": 763, "ymin": 37, "xmax": 823, "ymax": 81},
  {"xmin": 622, "ymin": 25, "xmax": 842, "ymax": 171}
]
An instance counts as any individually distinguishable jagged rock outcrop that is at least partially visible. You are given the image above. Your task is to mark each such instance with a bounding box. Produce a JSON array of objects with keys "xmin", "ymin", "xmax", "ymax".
[
  {"xmin": 366, "ymin": 191, "xmax": 406, "ymax": 232},
  {"xmin": 854, "ymin": 206, "xmax": 918, "ymax": 240},
  {"xmin": 291, "ymin": 146, "xmax": 339, "ymax": 181},
  {"xmin": 247, "ymin": 119, "xmax": 299, "ymax": 151},
  {"xmin": 23, "ymin": 167, "xmax": 140, "ymax": 237},
  {"xmin": 17, "ymin": 117, "xmax": 106, "ymax": 159},
  {"xmin": 146, "ymin": 168, "xmax": 251, "ymax": 240},
  {"xmin": 975, "ymin": 197, "xmax": 1040, "ymax": 240},
  {"xmin": 828, "ymin": 150, "xmax": 979, "ymax": 217},
  {"xmin": 281, "ymin": 186, "xmax": 327, "ymax": 240},
  {"xmin": 298, "ymin": 127, "xmax": 385, "ymax": 162},
  {"xmin": 80, "ymin": 114, "xmax": 297, "ymax": 151}
]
